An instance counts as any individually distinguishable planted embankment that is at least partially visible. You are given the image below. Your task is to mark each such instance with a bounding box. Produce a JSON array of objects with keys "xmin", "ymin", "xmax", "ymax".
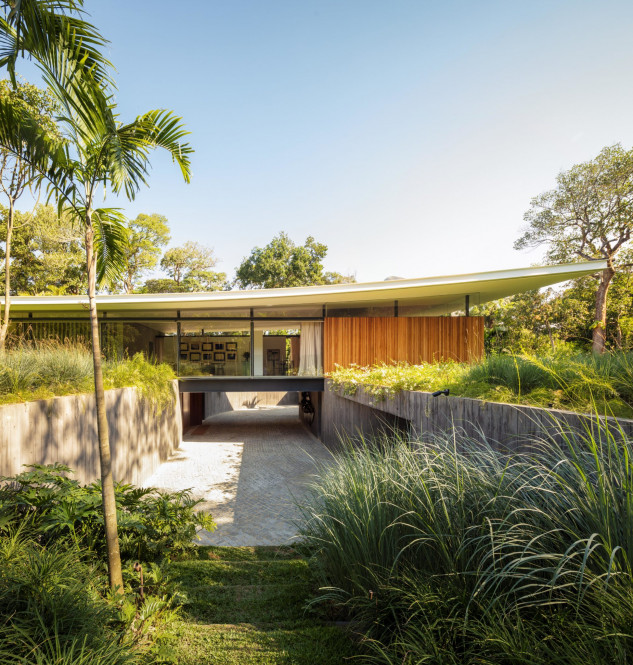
[
  {"xmin": 0, "ymin": 380, "xmax": 181, "ymax": 484},
  {"xmin": 309, "ymin": 380, "xmax": 633, "ymax": 451}
]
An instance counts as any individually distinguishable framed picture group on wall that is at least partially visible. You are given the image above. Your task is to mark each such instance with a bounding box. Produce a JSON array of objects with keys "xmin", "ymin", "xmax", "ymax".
[{"xmin": 179, "ymin": 337, "xmax": 242, "ymax": 368}]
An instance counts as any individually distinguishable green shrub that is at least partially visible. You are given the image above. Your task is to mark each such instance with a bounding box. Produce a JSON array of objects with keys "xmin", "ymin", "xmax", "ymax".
[
  {"xmin": 0, "ymin": 525, "xmax": 137, "ymax": 665},
  {"xmin": 0, "ymin": 464, "xmax": 216, "ymax": 560},
  {"xmin": 299, "ymin": 426, "xmax": 633, "ymax": 664}
]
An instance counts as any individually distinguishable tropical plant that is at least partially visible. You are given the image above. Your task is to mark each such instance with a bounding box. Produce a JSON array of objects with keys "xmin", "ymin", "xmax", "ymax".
[
  {"xmin": 0, "ymin": 2, "xmax": 192, "ymax": 592},
  {"xmin": 0, "ymin": 464, "xmax": 215, "ymax": 560}
]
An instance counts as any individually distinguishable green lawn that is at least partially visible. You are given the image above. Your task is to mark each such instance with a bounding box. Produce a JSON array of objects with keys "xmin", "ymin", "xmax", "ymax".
[{"xmin": 162, "ymin": 546, "xmax": 357, "ymax": 664}]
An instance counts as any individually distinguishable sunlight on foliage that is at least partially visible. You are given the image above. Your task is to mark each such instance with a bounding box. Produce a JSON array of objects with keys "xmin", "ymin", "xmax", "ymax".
[{"xmin": 330, "ymin": 351, "xmax": 633, "ymax": 418}]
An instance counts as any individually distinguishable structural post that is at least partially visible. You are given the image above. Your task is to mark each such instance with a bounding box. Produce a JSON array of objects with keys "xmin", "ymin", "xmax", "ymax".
[
  {"xmin": 176, "ymin": 320, "xmax": 181, "ymax": 376},
  {"xmin": 250, "ymin": 309, "xmax": 255, "ymax": 376},
  {"xmin": 465, "ymin": 295, "xmax": 470, "ymax": 317}
]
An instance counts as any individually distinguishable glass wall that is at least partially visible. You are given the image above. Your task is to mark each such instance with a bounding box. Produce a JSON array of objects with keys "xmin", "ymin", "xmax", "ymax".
[
  {"xmin": 11, "ymin": 306, "xmax": 329, "ymax": 377},
  {"xmin": 102, "ymin": 321, "xmax": 178, "ymax": 370},
  {"xmin": 179, "ymin": 322, "xmax": 251, "ymax": 376}
]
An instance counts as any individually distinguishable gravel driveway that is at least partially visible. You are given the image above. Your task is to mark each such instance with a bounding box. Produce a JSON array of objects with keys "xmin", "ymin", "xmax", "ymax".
[{"xmin": 142, "ymin": 405, "xmax": 332, "ymax": 546}]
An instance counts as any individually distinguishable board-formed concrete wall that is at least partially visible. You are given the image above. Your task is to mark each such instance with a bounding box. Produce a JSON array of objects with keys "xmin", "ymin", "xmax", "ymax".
[
  {"xmin": 204, "ymin": 391, "xmax": 297, "ymax": 420},
  {"xmin": 0, "ymin": 381, "xmax": 182, "ymax": 485},
  {"xmin": 321, "ymin": 380, "xmax": 633, "ymax": 452}
]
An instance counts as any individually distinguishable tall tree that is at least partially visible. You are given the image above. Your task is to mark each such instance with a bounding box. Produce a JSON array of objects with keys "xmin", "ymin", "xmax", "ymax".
[
  {"xmin": 515, "ymin": 144, "xmax": 633, "ymax": 353},
  {"xmin": 120, "ymin": 213, "xmax": 170, "ymax": 293},
  {"xmin": 235, "ymin": 232, "xmax": 354, "ymax": 289},
  {"xmin": 0, "ymin": 6, "xmax": 192, "ymax": 592},
  {"xmin": 0, "ymin": 204, "xmax": 85, "ymax": 295},
  {"xmin": 0, "ymin": 80, "xmax": 57, "ymax": 350},
  {"xmin": 157, "ymin": 240, "xmax": 226, "ymax": 292}
]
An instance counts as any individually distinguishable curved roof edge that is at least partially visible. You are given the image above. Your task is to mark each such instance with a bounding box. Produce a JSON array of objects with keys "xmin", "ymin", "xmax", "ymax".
[{"xmin": 4, "ymin": 260, "xmax": 607, "ymax": 313}]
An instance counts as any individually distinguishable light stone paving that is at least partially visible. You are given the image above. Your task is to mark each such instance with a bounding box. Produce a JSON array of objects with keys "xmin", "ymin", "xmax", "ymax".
[{"xmin": 141, "ymin": 405, "xmax": 333, "ymax": 546}]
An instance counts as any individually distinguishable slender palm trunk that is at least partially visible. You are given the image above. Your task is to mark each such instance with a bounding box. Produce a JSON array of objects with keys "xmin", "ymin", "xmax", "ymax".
[
  {"xmin": 85, "ymin": 219, "xmax": 123, "ymax": 592},
  {"xmin": 0, "ymin": 198, "xmax": 14, "ymax": 352},
  {"xmin": 592, "ymin": 266, "xmax": 615, "ymax": 354}
]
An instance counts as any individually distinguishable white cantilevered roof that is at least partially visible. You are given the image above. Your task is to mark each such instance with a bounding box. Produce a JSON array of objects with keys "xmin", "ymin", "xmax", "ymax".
[{"xmin": 4, "ymin": 260, "xmax": 607, "ymax": 315}]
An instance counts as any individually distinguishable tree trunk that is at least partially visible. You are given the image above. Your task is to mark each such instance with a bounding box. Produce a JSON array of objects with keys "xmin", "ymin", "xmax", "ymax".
[
  {"xmin": 0, "ymin": 198, "xmax": 14, "ymax": 352},
  {"xmin": 592, "ymin": 266, "xmax": 615, "ymax": 354},
  {"xmin": 85, "ymin": 220, "xmax": 124, "ymax": 593}
]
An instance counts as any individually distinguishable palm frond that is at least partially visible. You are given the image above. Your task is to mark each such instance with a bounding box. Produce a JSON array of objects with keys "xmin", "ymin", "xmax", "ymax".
[
  {"xmin": 0, "ymin": 0, "xmax": 113, "ymax": 88},
  {"xmin": 101, "ymin": 110, "xmax": 193, "ymax": 199},
  {"xmin": 91, "ymin": 207, "xmax": 128, "ymax": 289}
]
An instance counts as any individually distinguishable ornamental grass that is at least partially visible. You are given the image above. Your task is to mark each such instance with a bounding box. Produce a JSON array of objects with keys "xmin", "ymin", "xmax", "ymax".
[{"xmin": 299, "ymin": 423, "xmax": 633, "ymax": 664}]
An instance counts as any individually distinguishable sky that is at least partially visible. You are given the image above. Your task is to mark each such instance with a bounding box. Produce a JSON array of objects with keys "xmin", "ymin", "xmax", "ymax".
[{"xmin": 15, "ymin": 0, "xmax": 633, "ymax": 282}]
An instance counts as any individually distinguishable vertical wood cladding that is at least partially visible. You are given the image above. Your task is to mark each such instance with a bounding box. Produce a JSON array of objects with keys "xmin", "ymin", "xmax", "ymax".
[{"xmin": 323, "ymin": 317, "xmax": 484, "ymax": 372}]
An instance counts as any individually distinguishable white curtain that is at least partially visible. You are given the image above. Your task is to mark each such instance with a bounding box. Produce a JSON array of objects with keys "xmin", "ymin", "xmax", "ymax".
[{"xmin": 298, "ymin": 322, "xmax": 323, "ymax": 375}]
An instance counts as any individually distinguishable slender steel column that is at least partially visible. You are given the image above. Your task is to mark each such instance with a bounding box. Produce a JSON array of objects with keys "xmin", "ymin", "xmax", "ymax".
[
  {"xmin": 249, "ymin": 308, "xmax": 254, "ymax": 376},
  {"xmin": 176, "ymin": 321, "xmax": 181, "ymax": 375}
]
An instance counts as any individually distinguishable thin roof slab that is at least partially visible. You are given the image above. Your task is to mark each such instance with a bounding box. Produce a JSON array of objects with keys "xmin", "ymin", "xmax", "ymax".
[{"xmin": 4, "ymin": 260, "xmax": 607, "ymax": 315}]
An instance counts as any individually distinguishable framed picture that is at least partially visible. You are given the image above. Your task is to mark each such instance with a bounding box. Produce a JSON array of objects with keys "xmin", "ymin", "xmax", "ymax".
[
  {"xmin": 226, "ymin": 342, "xmax": 237, "ymax": 351},
  {"xmin": 214, "ymin": 342, "xmax": 224, "ymax": 351},
  {"xmin": 203, "ymin": 353, "xmax": 212, "ymax": 361},
  {"xmin": 202, "ymin": 342, "xmax": 213, "ymax": 351},
  {"xmin": 190, "ymin": 352, "xmax": 201, "ymax": 361},
  {"xmin": 190, "ymin": 342, "xmax": 200, "ymax": 351},
  {"xmin": 179, "ymin": 353, "xmax": 188, "ymax": 360},
  {"xmin": 267, "ymin": 349, "xmax": 280, "ymax": 361},
  {"xmin": 214, "ymin": 351, "xmax": 225, "ymax": 362},
  {"xmin": 180, "ymin": 342, "xmax": 188, "ymax": 351},
  {"xmin": 227, "ymin": 352, "xmax": 236, "ymax": 360}
]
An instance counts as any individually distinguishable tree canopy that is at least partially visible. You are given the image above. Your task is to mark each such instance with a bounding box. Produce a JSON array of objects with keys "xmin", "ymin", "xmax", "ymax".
[
  {"xmin": 120, "ymin": 213, "xmax": 170, "ymax": 293},
  {"xmin": 234, "ymin": 232, "xmax": 355, "ymax": 289},
  {"xmin": 0, "ymin": 204, "xmax": 85, "ymax": 295},
  {"xmin": 515, "ymin": 144, "xmax": 633, "ymax": 352},
  {"xmin": 152, "ymin": 240, "xmax": 226, "ymax": 293}
]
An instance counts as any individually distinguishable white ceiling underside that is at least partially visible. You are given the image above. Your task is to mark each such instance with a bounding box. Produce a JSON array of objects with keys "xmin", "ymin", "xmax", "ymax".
[{"xmin": 4, "ymin": 261, "xmax": 606, "ymax": 316}]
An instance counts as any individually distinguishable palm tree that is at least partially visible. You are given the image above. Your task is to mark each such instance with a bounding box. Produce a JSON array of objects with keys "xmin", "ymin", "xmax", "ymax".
[
  {"xmin": 0, "ymin": 4, "xmax": 192, "ymax": 591},
  {"xmin": 0, "ymin": 0, "xmax": 113, "ymax": 87}
]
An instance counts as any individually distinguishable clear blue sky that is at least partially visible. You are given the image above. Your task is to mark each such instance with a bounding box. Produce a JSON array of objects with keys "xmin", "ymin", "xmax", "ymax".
[{"xmin": 26, "ymin": 1, "xmax": 633, "ymax": 281}]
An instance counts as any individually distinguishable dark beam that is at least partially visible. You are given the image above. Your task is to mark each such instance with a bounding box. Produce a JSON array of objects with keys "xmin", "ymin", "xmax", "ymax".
[{"xmin": 178, "ymin": 376, "xmax": 325, "ymax": 393}]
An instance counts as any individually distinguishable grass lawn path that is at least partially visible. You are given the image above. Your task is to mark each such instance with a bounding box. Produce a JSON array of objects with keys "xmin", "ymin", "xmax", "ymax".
[{"xmin": 164, "ymin": 546, "xmax": 357, "ymax": 664}]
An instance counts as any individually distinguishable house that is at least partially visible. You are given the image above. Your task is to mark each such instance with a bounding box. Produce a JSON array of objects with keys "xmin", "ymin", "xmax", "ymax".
[{"xmin": 5, "ymin": 261, "xmax": 604, "ymax": 400}]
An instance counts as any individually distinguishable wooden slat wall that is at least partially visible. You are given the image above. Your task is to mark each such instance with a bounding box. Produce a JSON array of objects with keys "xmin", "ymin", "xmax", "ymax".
[{"xmin": 323, "ymin": 316, "xmax": 484, "ymax": 371}]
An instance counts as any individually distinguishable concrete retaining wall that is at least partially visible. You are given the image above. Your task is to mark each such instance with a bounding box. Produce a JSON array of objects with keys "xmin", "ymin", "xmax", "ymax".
[
  {"xmin": 321, "ymin": 380, "xmax": 633, "ymax": 451},
  {"xmin": 0, "ymin": 381, "xmax": 182, "ymax": 485},
  {"xmin": 205, "ymin": 391, "xmax": 297, "ymax": 420}
]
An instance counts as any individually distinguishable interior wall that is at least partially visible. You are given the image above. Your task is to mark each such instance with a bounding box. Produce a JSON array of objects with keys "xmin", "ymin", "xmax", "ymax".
[
  {"xmin": 323, "ymin": 316, "xmax": 484, "ymax": 371},
  {"xmin": 204, "ymin": 391, "xmax": 298, "ymax": 419}
]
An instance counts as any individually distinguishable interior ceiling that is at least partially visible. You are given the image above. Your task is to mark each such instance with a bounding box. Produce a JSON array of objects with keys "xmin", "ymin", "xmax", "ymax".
[{"xmin": 5, "ymin": 261, "xmax": 606, "ymax": 316}]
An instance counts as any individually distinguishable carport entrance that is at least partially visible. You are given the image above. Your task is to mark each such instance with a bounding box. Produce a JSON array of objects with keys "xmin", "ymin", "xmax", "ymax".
[{"xmin": 142, "ymin": 403, "xmax": 332, "ymax": 546}]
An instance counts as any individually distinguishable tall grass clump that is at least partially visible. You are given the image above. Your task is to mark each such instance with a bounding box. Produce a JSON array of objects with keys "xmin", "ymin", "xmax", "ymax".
[
  {"xmin": 0, "ymin": 342, "xmax": 176, "ymax": 409},
  {"xmin": 0, "ymin": 343, "xmax": 94, "ymax": 398},
  {"xmin": 299, "ymin": 424, "xmax": 633, "ymax": 663}
]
